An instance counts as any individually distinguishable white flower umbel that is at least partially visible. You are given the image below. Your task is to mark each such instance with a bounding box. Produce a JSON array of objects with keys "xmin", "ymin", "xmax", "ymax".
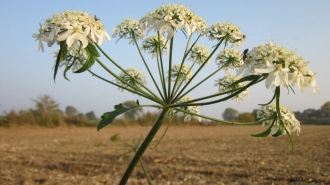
[
  {"xmin": 170, "ymin": 64, "xmax": 192, "ymax": 83},
  {"xmin": 32, "ymin": 10, "xmax": 110, "ymax": 50},
  {"xmin": 116, "ymin": 68, "xmax": 147, "ymax": 92},
  {"xmin": 257, "ymin": 104, "xmax": 301, "ymax": 136},
  {"xmin": 237, "ymin": 42, "xmax": 319, "ymax": 94},
  {"xmin": 112, "ymin": 18, "xmax": 145, "ymax": 44},
  {"xmin": 176, "ymin": 96, "xmax": 201, "ymax": 122},
  {"xmin": 206, "ymin": 22, "xmax": 245, "ymax": 47},
  {"xmin": 141, "ymin": 34, "xmax": 169, "ymax": 58},
  {"xmin": 140, "ymin": 4, "xmax": 207, "ymax": 40},
  {"xmin": 215, "ymin": 48, "xmax": 243, "ymax": 71},
  {"xmin": 187, "ymin": 44, "xmax": 211, "ymax": 66},
  {"xmin": 214, "ymin": 72, "xmax": 249, "ymax": 104}
]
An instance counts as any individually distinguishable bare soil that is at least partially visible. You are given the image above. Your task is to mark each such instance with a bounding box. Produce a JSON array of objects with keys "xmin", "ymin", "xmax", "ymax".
[{"xmin": 0, "ymin": 125, "xmax": 329, "ymax": 185}]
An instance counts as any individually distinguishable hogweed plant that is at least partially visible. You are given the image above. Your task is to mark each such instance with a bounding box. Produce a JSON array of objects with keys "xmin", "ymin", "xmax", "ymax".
[{"xmin": 33, "ymin": 4, "xmax": 319, "ymax": 184}]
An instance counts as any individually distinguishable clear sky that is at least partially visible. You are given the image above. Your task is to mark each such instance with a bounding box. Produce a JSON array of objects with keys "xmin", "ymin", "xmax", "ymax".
[{"xmin": 0, "ymin": 0, "xmax": 329, "ymax": 120}]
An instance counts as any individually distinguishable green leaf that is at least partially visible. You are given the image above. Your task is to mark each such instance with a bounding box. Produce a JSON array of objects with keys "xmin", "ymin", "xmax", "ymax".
[
  {"xmin": 62, "ymin": 57, "xmax": 75, "ymax": 81},
  {"xmin": 233, "ymin": 75, "xmax": 261, "ymax": 84},
  {"xmin": 86, "ymin": 43, "xmax": 100, "ymax": 57},
  {"xmin": 136, "ymin": 99, "xmax": 140, "ymax": 105},
  {"xmin": 53, "ymin": 41, "xmax": 67, "ymax": 82},
  {"xmin": 272, "ymin": 121, "xmax": 285, "ymax": 137},
  {"xmin": 97, "ymin": 103, "xmax": 135, "ymax": 131},
  {"xmin": 251, "ymin": 126, "xmax": 272, "ymax": 137},
  {"xmin": 74, "ymin": 44, "xmax": 99, "ymax": 73}
]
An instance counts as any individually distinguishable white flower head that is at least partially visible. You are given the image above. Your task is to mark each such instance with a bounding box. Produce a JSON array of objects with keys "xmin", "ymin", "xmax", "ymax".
[
  {"xmin": 214, "ymin": 72, "xmax": 249, "ymax": 104},
  {"xmin": 116, "ymin": 68, "xmax": 146, "ymax": 92},
  {"xmin": 238, "ymin": 42, "xmax": 319, "ymax": 94},
  {"xmin": 112, "ymin": 18, "xmax": 145, "ymax": 44},
  {"xmin": 188, "ymin": 44, "xmax": 211, "ymax": 66},
  {"xmin": 215, "ymin": 48, "xmax": 243, "ymax": 71},
  {"xmin": 206, "ymin": 22, "xmax": 245, "ymax": 47},
  {"xmin": 257, "ymin": 104, "xmax": 301, "ymax": 136},
  {"xmin": 170, "ymin": 64, "xmax": 192, "ymax": 83},
  {"xmin": 176, "ymin": 96, "xmax": 201, "ymax": 122},
  {"xmin": 32, "ymin": 23, "xmax": 50, "ymax": 52},
  {"xmin": 140, "ymin": 4, "xmax": 207, "ymax": 40},
  {"xmin": 141, "ymin": 34, "xmax": 169, "ymax": 58},
  {"xmin": 33, "ymin": 10, "xmax": 110, "ymax": 51}
]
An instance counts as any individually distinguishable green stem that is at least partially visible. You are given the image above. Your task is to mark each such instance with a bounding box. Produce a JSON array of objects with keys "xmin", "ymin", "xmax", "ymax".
[
  {"xmin": 167, "ymin": 37, "xmax": 174, "ymax": 103},
  {"xmin": 139, "ymin": 159, "xmax": 153, "ymax": 185},
  {"xmin": 95, "ymin": 58, "xmax": 165, "ymax": 106},
  {"xmin": 131, "ymin": 31, "xmax": 165, "ymax": 101},
  {"xmin": 119, "ymin": 108, "xmax": 170, "ymax": 185},
  {"xmin": 157, "ymin": 32, "xmax": 168, "ymax": 100},
  {"xmin": 173, "ymin": 75, "xmax": 264, "ymax": 107},
  {"xmin": 170, "ymin": 35, "xmax": 200, "ymax": 100},
  {"xmin": 173, "ymin": 38, "xmax": 225, "ymax": 102},
  {"xmin": 95, "ymin": 44, "xmax": 161, "ymax": 101}
]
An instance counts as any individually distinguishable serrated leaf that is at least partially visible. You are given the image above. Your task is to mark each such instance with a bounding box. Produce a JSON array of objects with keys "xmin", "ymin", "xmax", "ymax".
[
  {"xmin": 53, "ymin": 41, "xmax": 67, "ymax": 82},
  {"xmin": 251, "ymin": 126, "xmax": 272, "ymax": 137},
  {"xmin": 97, "ymin": 103, "xmax": 135, "ymax": 131}
]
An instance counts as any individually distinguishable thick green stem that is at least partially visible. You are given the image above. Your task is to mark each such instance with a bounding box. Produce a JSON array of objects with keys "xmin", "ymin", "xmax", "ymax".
[{"xmin": 119, "ymin": 108, "xmax": 170, "ymax": 185}]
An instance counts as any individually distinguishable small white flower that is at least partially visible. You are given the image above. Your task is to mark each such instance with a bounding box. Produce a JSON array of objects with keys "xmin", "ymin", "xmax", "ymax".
[
  {"xmin": 141, "ymin": 34, "xmax": 168, "ymax": 58},
  {"xmin": 140, "ymin": 4, "xmax": 206, "ymax": 40},
  {"xmin": 176, "ymin": 96, "xmax": 201, "ymax": 122},
  {"xmin": 116, "ymin": 68, "xmax": 146, "ymax": 92},
  {"xmin": 112, "ymin": 18, "xmax": 145, "ymax": 44},
  {"xmin": 206, "ymin": 22, "xmax": 244, "ymax": 47},
  {"xmin": 170, "ymin": 64, "xmax": 192, "ymax": 83},
  {"xmin": 257, "ymin": 104, "xmax": 301, "ymax": 136},
  {"xmin": 188, "ymin": 44, "xmax": 211, "ymax": 66},
  {"xmin": 215, "ymin": 48, "xmax": 243, "ymax": 71},
  {"xmin": 214, "ymin": 72, "xmax": 249, "ymax": 104},
  {"xmin": 32, "ymin": 23, "xmax": 49, "ymax": 52}
]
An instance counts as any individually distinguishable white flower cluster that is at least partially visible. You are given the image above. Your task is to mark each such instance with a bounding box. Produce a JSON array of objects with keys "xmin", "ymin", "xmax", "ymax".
[
  {"xmin": 237, "ymin": 42, "xmax": 319, "ymax": 95},
  {"xmin": 215, "ymin": 48, "xmax": 243, "ymax": 71},
  {"xmin": 112, "ymin": 18, "xmax": 145, "ymax": 44},
  {"xmin": 32, "ymin": 10, "xmax": 110, "ymax": 52},
  {"xmin": 257, "ymin": 104, "xmax": 301, "ymax": 136},
  {"xmin": 170, "ymin": 64, "xmax": 192, "ymax": 83},
  {"xmin": 116, "ymin": 68, "xmax": 146, "ymax": 92},
  {"xmin": 140, "ymin": 4, "xmax": 207, "ymax": 40},
  {"xmin": 214, "ymin": 72, "xmax": 249, "ymax": 104},
  {"xmin": 188, "ymin": 44, "xmax": 211, "ymax": 66},
  {"xmin": 206, "ymin": 22, "xmax": 245, "ymax": 46},
  {"xmin": 141, "ymin": 35, "xmax": 169, "ymax": 58},
  {"xmin": 176, "ymin": 96, "xmax": 201, "ymax": 122}
]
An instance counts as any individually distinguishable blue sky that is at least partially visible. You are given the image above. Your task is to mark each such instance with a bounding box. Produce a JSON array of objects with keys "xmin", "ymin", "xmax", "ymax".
[{"xmin": 0, "ymin": 0, "xmax": 329, "ymax": 119}]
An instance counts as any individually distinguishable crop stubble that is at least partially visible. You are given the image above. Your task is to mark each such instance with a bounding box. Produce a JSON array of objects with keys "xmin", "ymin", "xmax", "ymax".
[{"xmin": 0, "ymin": 125, "xmax": 329, "ymax": 184}]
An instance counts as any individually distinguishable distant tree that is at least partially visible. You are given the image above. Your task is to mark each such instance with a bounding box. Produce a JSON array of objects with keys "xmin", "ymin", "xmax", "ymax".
[
  {"xmin": 30, "ymin": 95, "xmax": 63, "ymax": 126},
  {"xmin": 222, "ymin": 108, "xmax": 239, "ymax": 121},
  {"xmin": 85, "ymin": 111, "xmax": 97, "ymax": 120},
  {"xmin": 320, "ymin": 101, "xmax": 330, "ymax": 116},
  {"xmin": 122, "ymin": 100, "xmax": 143, "ymax": 120},
  {"xmin": 65, "ymin": 106, "xmax": 78, "ymax": 116},
  {"xmin": 235, "ymin": 112, "xmax": 256, "ymax": 122}
]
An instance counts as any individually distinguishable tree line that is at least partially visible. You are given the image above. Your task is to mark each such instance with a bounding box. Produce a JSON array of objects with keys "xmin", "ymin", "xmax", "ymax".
[
  {"xmin": 1, "ymin": 95, "xmax": 329, "ymax": 127},
  {"xmin": 221, "ymin": 101, "xmax": 330, "ymax": 125}
]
